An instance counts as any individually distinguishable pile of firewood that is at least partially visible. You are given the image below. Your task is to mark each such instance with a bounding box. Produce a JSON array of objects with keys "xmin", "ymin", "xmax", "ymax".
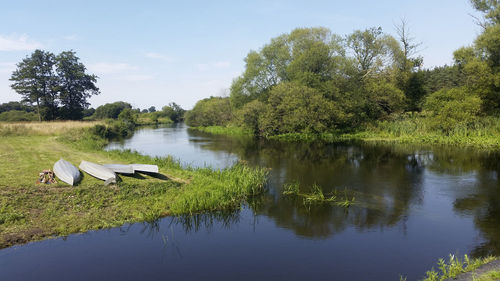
[{"xmin": 37, "ymin": 169, "xmax": 57, "ymax": 184}]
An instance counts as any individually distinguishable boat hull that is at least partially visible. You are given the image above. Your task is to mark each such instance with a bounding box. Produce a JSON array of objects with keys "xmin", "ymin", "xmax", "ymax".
[
  {"xmin": 53, "ymin": 158, "xmax": 80, "ymax": 186},
  {"xmin": 103, "ymin": 164, "xmax": 134, "ymax": 174},
  {"xmin": 131, "ymin": 164, "xmax": 159, "ymax": 174},
  {"xmin": 79, "ymin": 160, "xmax": 116, "ymax": 183}
]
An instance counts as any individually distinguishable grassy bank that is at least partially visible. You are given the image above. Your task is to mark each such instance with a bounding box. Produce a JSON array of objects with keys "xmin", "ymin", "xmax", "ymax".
[
  {"xmin": 405, "ymin": 254, "xmax": 498, "ymax": 281},
  {"xmin": 0, "ymin": 121, "xmax": 268, "ymax": 248},
  {"xmin": 191, "ymin": 116, "xmax": 500, "ymax": 149},
  {"xmin": 189, "ymin": 125, "xmax": 253, "ymax": 137}
]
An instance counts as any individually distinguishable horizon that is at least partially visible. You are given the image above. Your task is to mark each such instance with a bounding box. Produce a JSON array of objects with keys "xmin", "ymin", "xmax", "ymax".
[{"xmin": 0, "ymin": 0, "xmax": 482, "ymax": 110}]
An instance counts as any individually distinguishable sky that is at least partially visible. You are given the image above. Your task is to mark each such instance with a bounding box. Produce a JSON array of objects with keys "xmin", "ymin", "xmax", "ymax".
[{"xmin": 0, "ymin": 0, "xmax": 482, "ymax": 110}]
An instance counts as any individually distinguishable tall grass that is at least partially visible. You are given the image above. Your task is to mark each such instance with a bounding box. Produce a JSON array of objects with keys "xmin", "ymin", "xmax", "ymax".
[{"xmin": 0, "ymin": 121, "xmax": 103, "ymax": 136}]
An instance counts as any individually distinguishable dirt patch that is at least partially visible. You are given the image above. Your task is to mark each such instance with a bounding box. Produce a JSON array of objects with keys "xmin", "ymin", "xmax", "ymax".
[{"xmin": 0, "ymin": 227, "xmax": 52, "ymax": 249}]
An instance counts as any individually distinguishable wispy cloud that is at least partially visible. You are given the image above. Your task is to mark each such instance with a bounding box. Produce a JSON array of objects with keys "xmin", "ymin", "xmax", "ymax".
[
  {"xmin": 88, "ymin": 62, "xmax": 137, "ymax": 74},
  {"xmin": 63, "ymin": 34, "xmax": 79, "ymax": 41},
  {"xmin": 0, "ymin": 34, "xmax": 43, "ymax": 51},
  {"xmin": 145, "ymin": 52, "xmax": 176, "ymax": 62}
]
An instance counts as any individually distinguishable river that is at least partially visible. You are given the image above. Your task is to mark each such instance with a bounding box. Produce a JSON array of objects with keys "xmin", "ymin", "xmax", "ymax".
[{"xmin": 1, "ymin": 123, "xmax": 499, "ymax": 281}]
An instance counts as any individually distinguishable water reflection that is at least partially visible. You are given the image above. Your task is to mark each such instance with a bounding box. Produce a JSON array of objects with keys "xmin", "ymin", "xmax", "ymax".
[{"xmin": 184, "ymin": 128, "xmax": 500, "ymax": 257}]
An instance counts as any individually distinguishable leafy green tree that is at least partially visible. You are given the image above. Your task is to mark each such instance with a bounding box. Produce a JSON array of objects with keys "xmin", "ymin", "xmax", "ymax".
[
  {"xmin": 470, "ymin": 0, "xmax": 500, "ymax": 26},
  {"xmin": 346, "ymin": 27, "xmax": 388, "ymax": 76},
  {"xmin": 148, "ymin": 106, "xmax": 156, "ymax": 113},
  {"xmin": 230, "ymin": 27, "xmax": 345, "ymax": 108},
  {"xmin": 0, "ymin": 101, "xmax": 33, "ymax": 113},
  {"xmin": 56, "ymin": 51, "xmax": 99, "ymax": 120},
  {"xmin": 93, "ymin": 101, "xmax": 132, "ymax": 119},
  {"xmin": 258, "ymin": 82, "xmax": 341, "ymax": 136},
  {"xmin": 235, "ymin": 100, "xmax": 266, "ymax": 134},
  {"xmin": 185, "ymin": 97, "xmax": 232, "ymax": 127},
  {"xmin": 10, "ymin": 50, "xmax": 58, "ymax": 121}
]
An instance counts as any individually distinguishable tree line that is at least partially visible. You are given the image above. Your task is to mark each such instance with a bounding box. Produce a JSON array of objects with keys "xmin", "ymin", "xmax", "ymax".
[{"xmin": 186, "ymin": 0, "xmax": 500, "ymax": 136}]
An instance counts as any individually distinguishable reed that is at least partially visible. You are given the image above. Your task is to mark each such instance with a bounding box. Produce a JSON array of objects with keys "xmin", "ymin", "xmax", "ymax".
[{"xmin": 282, "ymin": 183, "xmax": 355, "ymax": 208}]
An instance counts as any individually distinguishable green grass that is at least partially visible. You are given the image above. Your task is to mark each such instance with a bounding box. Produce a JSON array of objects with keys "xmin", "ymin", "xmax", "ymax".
[
  {"xmin": 193, "ymin": 116, "xmax": 500, "ymax": 149},
  {"xmin": 189, "ymin": 125, "xmax": 253, "ymax": 137},
  {"xmin": 282, "ymin": 183, "xmax": 355, "ymax": 208},
  {"xmin": 0, "ymin": 122, "xmax": 268, "ymax": 248},
  {"xmin": 416, "ymin": 254, "xmax": 497, "ymax": 281}
]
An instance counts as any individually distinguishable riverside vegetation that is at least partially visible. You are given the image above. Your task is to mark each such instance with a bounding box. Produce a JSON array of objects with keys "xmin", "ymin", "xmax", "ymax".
[
  {"xmin": 0, "ymin": 121, "xmax": 268, "ymax": 248},
  {"xmin": 185, "ymin": 1, "xmax": 500, "ymax": 148}
]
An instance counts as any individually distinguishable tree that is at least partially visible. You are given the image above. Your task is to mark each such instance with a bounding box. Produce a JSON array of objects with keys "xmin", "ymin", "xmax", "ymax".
[
  {"xmin": 56, "ymin": 51, "xmax": 99, "ymax": 120},
  {"xmin": 93, "ymin": 101, "xmax": 132, "ymax": 119},
  {"xmin": 258, "ymin": 82, "xmax": 341, "ymax": 136},
  {"xmin": 185, "ymin": 97, "xmax": 232, "ymax": 127},
  {"xmin": 148, "ymin": 106, "xmax": 156, "ymax": 113},
  {"xmin": 10, "ymin": 50, "xmax": 58, "ymax": 121},
  {"xmin": 470, "ymin": 0, "xmax": 500, "ymax": 27},
  {"xmin": 392, "ymin": 19, "xmax": 425, "ymax": 111},
  {"xmin": 346, "ymin": 27, "xmax": 388, "ymax": 76}
]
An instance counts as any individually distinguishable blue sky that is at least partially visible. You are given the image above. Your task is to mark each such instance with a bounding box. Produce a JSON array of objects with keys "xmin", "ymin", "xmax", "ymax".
[{"xmin": 0, "ymin": 0, "xmax": 481, "ymax": 109}]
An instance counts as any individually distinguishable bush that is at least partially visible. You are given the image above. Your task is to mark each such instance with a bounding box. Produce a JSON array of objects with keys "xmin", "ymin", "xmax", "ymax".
[
  {"xmin": 258, "ymin": 82, "xmax": 341, "ymax": 136},
  {"xmin": 424, "ymin": 87, "xmax": 482, "ymax": 133}
]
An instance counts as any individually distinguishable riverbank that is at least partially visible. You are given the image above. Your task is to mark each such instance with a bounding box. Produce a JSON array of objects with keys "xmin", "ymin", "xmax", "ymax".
[
  {"xmin": 410, "ymin": 255, "xmax": 499, "ymax": 281},
  {"xmin": 191, "ymin": 116, "xmax": 500, "ymax": 149},
  {"xmin": 0, "ymin": 121, "xmax": 268, "ymax": 249}
]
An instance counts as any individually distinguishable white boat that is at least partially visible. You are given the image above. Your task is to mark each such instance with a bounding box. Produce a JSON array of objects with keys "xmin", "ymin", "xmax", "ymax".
[
  {"xmin": 103, "ymin": 164, "xmax": 134, "ymax": 174},
  {"xmin": 79, "ymin": 160, "xmax": 116, "ymax": 184},
  {"xmin": 131, "ymin": 164, "xmax": 159, "ymax": 174},
  {"xmin": 53, "ymin": 158, "xmax": 81, "ymax": 186}
]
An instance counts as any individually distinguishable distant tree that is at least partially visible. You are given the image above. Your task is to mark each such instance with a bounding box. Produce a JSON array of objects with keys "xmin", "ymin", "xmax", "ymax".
[
  {"xmin": 93, "ymin": 101, "xmax": 132, "ymax": 119},
  {"xmin": 82, "ymin": 107, "xmax": 95, "ymax": 118},
  {"xmin": 148, "ymin": 106, "xmax": 156, "ymax": 113},
  {"xmin": 0, "ymin": 101, "xmax": 33, "ymax": 113},
  {"xmin": 141, "ymin": 109, "xmax": 148, "ymax": 113},
  {"xmin": 10, "ymin": 50, "xmax": 58, "ymax": 121},
  {"xmin": 56, "ymin": 51, "xmax": 99, "ymax": 120},
  {"xmin": 185, "ymin": 97, "xmax": 232, "ymax": 127}
]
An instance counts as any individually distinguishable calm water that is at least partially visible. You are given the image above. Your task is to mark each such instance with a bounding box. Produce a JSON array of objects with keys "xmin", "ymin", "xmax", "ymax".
[{"xmin": 1, "ymin": 123, "xmax": 500, "ymax": 281}]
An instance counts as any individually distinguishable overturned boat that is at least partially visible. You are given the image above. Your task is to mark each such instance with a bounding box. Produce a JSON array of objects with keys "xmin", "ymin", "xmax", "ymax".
[
  {"xmin": 79, "ymin": 160, "xmax": 116, "ymax": 184},
  {"xmin": 103, "ymin": 164, "xmax": 134, "ymax": 174},
  {"xmin": 131, "ymin": 164, "xmax": 159, "ymax": 174},
  {"xmin": 53, "ymin": 158, "xmax": 81, "ymax": 186}
]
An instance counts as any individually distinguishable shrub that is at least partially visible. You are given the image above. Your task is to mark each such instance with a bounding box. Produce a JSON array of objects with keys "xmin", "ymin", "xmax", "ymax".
[{"xmin": 424, "ymin": 87, "xmax": 482, "ymax": 133}]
